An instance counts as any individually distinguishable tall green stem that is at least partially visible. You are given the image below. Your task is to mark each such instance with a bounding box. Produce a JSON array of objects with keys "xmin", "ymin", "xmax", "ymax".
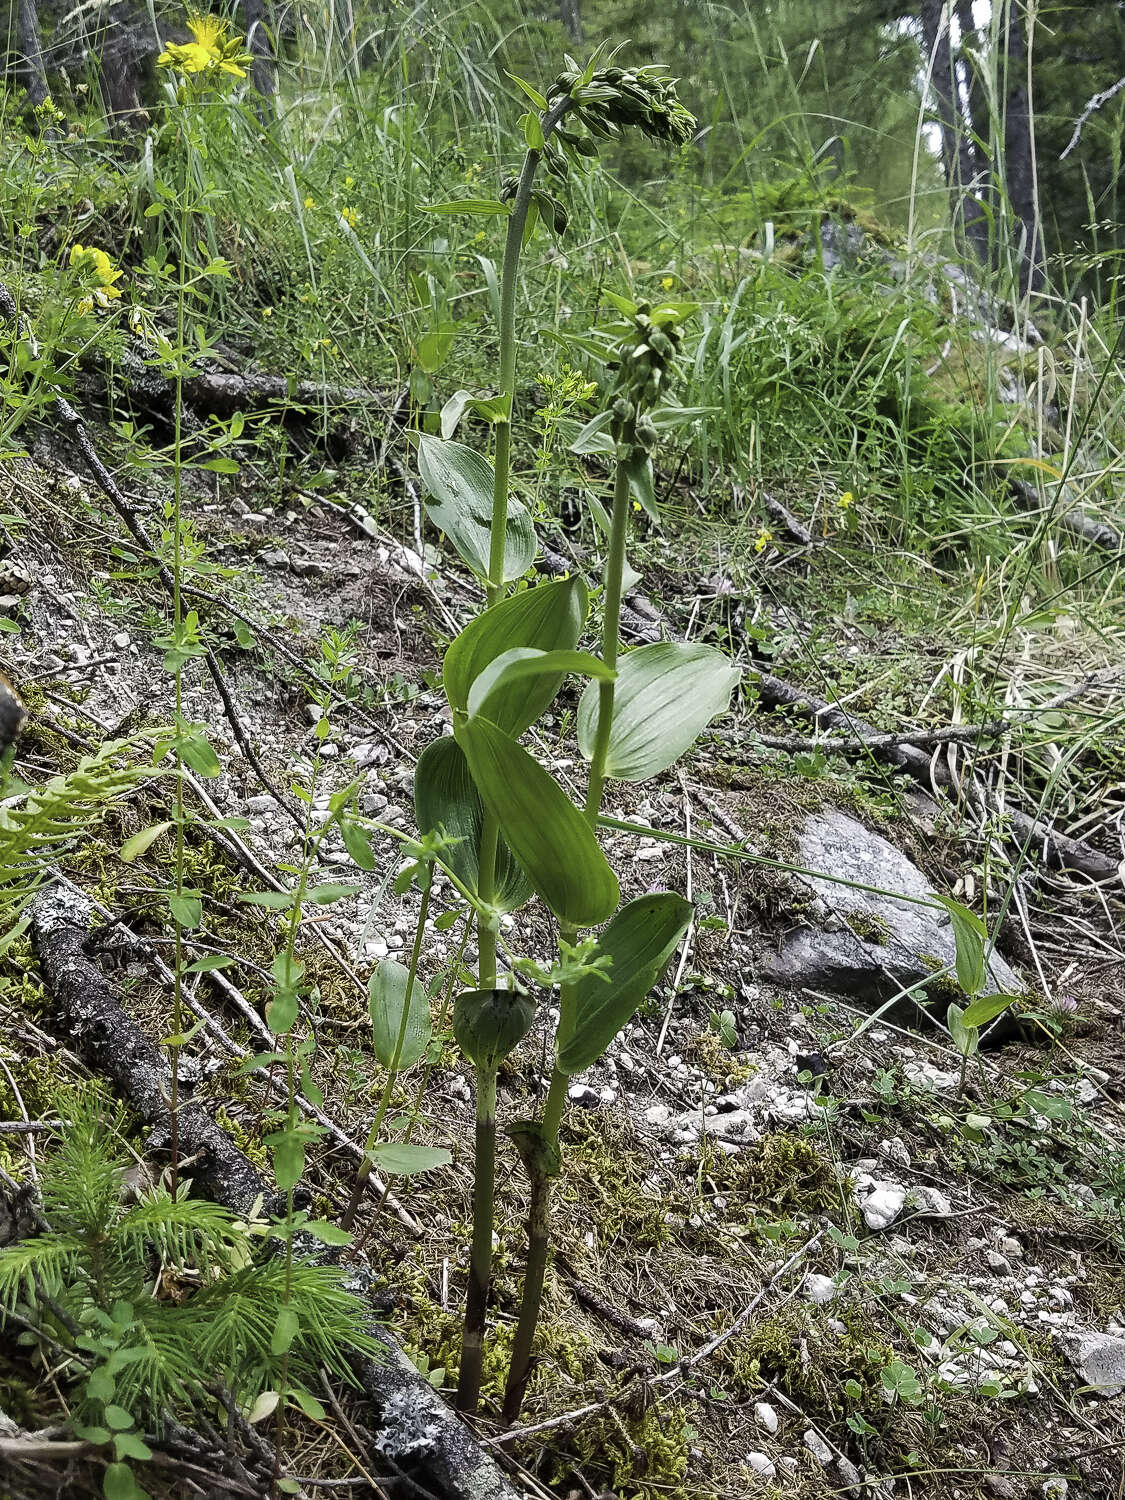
[
  {"xmin": 503, "ymin": 459, "xmax": 632, "ymax": 1421},
  {"xmin": 486, "ymin": 97, "xmax": 571, "ymax": 604},
  {"xmin": 456, "ymin": 1062, "xmax": 497, "ymax": 1413},
  {"xmin": 342, "ymin": 878, "xmax": 431, "ymax": 1229}
]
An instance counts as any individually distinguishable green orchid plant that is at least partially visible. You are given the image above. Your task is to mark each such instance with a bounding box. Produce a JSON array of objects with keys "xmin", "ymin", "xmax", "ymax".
[{"xmin": 400, "ymin": 47, "xmax": 737, "ymax": 1422}]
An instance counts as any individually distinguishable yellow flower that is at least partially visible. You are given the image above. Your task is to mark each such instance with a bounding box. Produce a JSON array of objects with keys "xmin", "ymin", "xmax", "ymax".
[
  {"xmin": 304, "ymin": 196, "xmax": 316, "ymax": 209},
  {"xmin": 661, "ymin": 275, "xmax": 675, "ymax": 289},
  {"xmin": 340, "ymin": 205, "xmax": 359, "ymax": 228},
  {"xmin": 838, "ymin": 490, "xmax": 855, "ymax": 509},
  {"xmin": 754, "ymin": 528, "xmax": 772, "ymax": 554},
  {"xmin": 343, "ymin": 175, "xmax": 356, "ymax": 190},
  {"xmin": 157, "ymin": 12, "xmax": 251, "ymax": 81},
  {"xmin": 261, "ymin": 306, "xmax": 273, "ymax": 318},
  {"xmin": 69, "ymin": 243, "xmax": 123, "ymax": 307}
]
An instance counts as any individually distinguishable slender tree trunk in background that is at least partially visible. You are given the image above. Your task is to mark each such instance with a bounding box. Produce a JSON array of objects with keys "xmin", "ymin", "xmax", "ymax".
[
  {"xmin": 921, "ymin": 0, "xmax": 990, "ymax": 263},
  {"xmin": 952, "ymin": 0, "xmax": 992, "ymax": 261},
  {"xmin": 1002, "ymin": 0, "xmax": 1045, "ymax": 293},
  {"xmin": 242, "ymin": 0, "xmax": 277, "ymax": 99},
  {"xmin": 15, "ymin": 0, "xmax": 50, "ymax": 107},
  {"xmin": 559, "ymin": 0, "xmax": 581, "ymax": 45}
]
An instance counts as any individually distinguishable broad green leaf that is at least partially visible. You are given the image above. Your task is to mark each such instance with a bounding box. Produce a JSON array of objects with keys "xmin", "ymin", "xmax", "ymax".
[
  {"xmin": 271, "ymin": 1306, "xmax": 299, "ymax": 1356},
  {"xmin": 570, "ymin": 408, "xmax": 615, "ymax": 456},
  {"xmin": 414, "ymin": 737, "xmax": 531, "ymax": 911},
  {"xmin": 290, "ymin": 1389, "xmax": 327, "ymax": 1421},
  {"xmin": 443, "ymin": 575, "xmax": 588, "ymax": 735},
  {"xmin": 301, "ymin": 1219, "xmax": 353, "ymax": 1245},
  {"xmin": 934, "ymin": 895, "xmax": 987, "ymax": 997},
  {"xmin": 962, "ymin": 992, "xmax": 1020, "ymax": 1029},
  {"xmin": 184, "ymin": 954, "xmax": 234, "ymax": 973},
  {"xmin": 368, "ymin": 1141, "xmax": 453, "ymax": 1175},
  {"xmin": 341, "ymin": 819, "xmax": 376, "ymax": 871},
  {"xmin": 467, "ymin": 648, "xmax": 613, "ymax": 721},
  {"xmin": 112, "ymin": 1432, "xmax": 153, "ymax": 1462},
  {"xmin": 624, "ymin": 451, "xmax": 658, "ymax": 521},
  {"xmin": 440, "ymin": 389, "xmax": 512, "ymax": 440},
  {"xmin": 368, "ymin": 959, "xmax": 431, "ymax": 1070},
  {"xmin": 453, "ymin": 988, "xmax": 536, "ymax": 1067},
  {"xmin": 423, "ymin": 198, "xmax": 511, "ymax": 216},
  {"xmin": 247, "ymin": 1391, "xmax": 280, "ymax": 1424},
  {"xmin": 417, "ymin": 434, "xmax": 535, "ymax": 585},
  {"xmin": 169, "ymin": 895, "xmax": 202, "ymax": 928},
  {"xmin": 457, "ymin": 716, "xmax": 618, "ymax": 926},
  {"xmin": 558, "ymin": 893, "xmax": 692, "ymax": 1073},
  {"xmin": 946, "ymin": 1002, "xmax": 979, "ymax": 1059},
  {"xmin": 308, "ymin": 882, "xmax": 359, "ymax": 905},
  {"xmin": 120, "ymin": 821, "xmax": 172, "ymax": 862},
  {"xmin": 103, "ymin": 1463, "xmax": 151, "ymax": 1500},
  {"xmin": 578, "ymin": 642, "xmax": 739, "ymax": 781},
  {"xmin": 522, "ymin": 110, "xmax": 545, "ymax": 149}
]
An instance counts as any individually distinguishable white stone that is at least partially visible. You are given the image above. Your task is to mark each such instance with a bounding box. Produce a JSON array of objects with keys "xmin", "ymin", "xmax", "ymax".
[
  {"xmin": 855, "ymin": 1180, "xmax": 907, "ymax": 1230},
  {"xmin": 908, "ymin": 1185, "xmax": 952, "ymax": 1217},
  {"xmin": 803, "ymin": 1273, "xmax": 837, "ymax": 1305},
  {"xmin": 879, "ymin": 1136, "xmax": 911, "ymax": 1168},
  {"xmin": 746, "ymin": 1453, "xmax": 776, "ymax": 1479},
  {"xmin": 753, "ymin": 1401, "xmax": 778, "ymax": 1434}
]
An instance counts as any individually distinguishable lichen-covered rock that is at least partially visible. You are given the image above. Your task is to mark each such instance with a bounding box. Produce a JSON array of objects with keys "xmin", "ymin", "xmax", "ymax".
[{"xmin": 764, "ymin": 807, "xmax": 1022, "ymax": 1008}]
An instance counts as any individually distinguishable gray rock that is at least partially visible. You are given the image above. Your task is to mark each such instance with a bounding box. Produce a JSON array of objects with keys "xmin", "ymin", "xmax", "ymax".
[
  {"xmin": 746, "ymin": 1452, "xmax": 776, "ymax": 1479},
  {"xmin": 763, "ymin": 807, "xmax": 1022, "ymax": 1008},
  {"xmin": 1066, "ymin": 1331, "xmax": 1125, "ymax": 1396},
  {"xmin": 803, "ymin": 1428, "xmax": 834, "ymax": 1467},
  {"xmin": 258, "ymin": 548, "xmax": 290, "ymax": 569},
  {"xmin": 753, "ymin": 1401, "xmax": 778, "ymax": 1434}
]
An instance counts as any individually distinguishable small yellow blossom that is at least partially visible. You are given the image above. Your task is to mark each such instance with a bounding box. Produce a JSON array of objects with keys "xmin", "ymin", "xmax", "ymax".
[
  {"xmin": 340, "ymin": 205, "xmax": 359, "ymax": 228},
  {"xmin": 661, "ymin": 275, "xmax": 675, "ymax": 290},
  {"xmin": 157, "ymin": 12, "xmax": 252, "ymax": 83},
  {"xmin": 838, "ymin": 490, "xmax": 855, "ymax": 509},
  {"xmin": 343, "ymin": 175, "xmax": 356, "ymax": 190},
  {"xmin": 754, "ymin": 527, "xmax": 772, "ymax": 554},
  {"xmin": 304, "ymin": 196, "xmax": 316, "ymax": 210},
  {"xmin": 261, "ymin": 306, "xmax": 273, "ymax": 318},
  {"xmin": 69, "ymin": 243, "xmax": 123, "ymax": 308}
]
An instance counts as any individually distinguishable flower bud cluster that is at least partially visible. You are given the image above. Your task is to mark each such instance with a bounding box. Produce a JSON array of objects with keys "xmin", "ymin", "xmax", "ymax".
[
  {"xmin": 603, "ymin": 301, "xmax": 686, "ymax": 452},
  {"xmin": 549, "ymin": 62, "xmax": 696, "ymax": 148}
]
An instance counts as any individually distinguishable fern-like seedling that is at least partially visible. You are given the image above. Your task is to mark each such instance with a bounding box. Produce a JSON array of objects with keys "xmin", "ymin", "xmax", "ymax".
[
  {"xmin": 0, "ymin": 737, "xmax": 148, "ymax": 933},
  {"xmin": 0, "ymin": 1095, "xmax": 380, "ymax": 1489}
]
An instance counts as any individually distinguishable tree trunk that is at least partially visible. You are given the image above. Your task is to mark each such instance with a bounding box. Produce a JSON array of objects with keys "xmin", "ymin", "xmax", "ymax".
[
  {"xmin": 1002, "ymin": 0, "xmax": 1045, "ymax": 293},
  {"xmin": 921, "ymin": 0, "xmax": 990, "ymax": 263},
  {"xmin": 558, "ymin": 0, "xmax": 582, "ymax": 45},
  {"xmin": 14, "ymin": 0, "xmax": 50, "ymax": 107}
]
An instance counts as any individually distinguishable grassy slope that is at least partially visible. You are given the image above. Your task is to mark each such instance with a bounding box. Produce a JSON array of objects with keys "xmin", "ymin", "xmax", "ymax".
[{"xmin": 1, "ymin": 11, "xmax": 1124, "ymax": 1499}]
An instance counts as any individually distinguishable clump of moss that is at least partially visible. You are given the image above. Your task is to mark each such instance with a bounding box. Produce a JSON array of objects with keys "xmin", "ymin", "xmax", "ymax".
[
  {"xmin": 557, "ymin": 1398, "xmax": 693, "ymax": 1500},
  {"xmin": 708, "ymin": 1131, "xmax": 841, "ymax": 1218},
  {"xmin": 215, "ymin": 1106, "xmax": 268, "ymax": 1170},
  {"xmin": 560, "ymin": 1114, "xmax": 687, "ymax": 1251},
  {"xmin": 845, "ymin": 909, "xmax": 892, "ymax": 945},
  {"xmin": 717, "ymin": 1304, "xmax": 894, "ymax": 1419}
]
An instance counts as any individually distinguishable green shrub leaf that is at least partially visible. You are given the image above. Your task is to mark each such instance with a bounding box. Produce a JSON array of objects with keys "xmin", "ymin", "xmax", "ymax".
[
  {"xmin": 457, "ymin": 717, "xmax": 619, "ymax": 926},
  {"xmin": 933, "ymin": 895, "xmax": 987, "ymax": 997},
  {"xmin": 961, "ymin": 992, "xmax": 1020, "ymax": 1029},
  {"xmin": 368, "ymin": 959, "xmax": 431, "ymax": 1070},
  {"xmin": 467, "ymin": 648, "xmax": 613, "ymax": 721},
  {"xmin": 443, "ymin": 576, "xmax": 588, "ymax": 735},
  {"xmin": 414, "ymin": 737, "xmax": 531, "ymax": 911},
  {"xmin": 577, "ymin": 642, "xmax": 739, "ymax": 781},
  {"xmin": 558, "ymin": 892, "xmax": 692, "ymax": 1073},
  {"xmin": 417, "ymin": 434, "xmax": 535, "ymax": 585},
  {"xmin": 368, "ymin": 1142, "xmax": 453, "ymax": 1175}
]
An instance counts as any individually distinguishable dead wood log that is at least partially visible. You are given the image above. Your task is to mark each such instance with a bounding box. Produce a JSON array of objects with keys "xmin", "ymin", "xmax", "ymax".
[
  {"xmin": 1010, "ymin": 476, "xmax": 1123, "ymax": 554},
  {"xmin": 750, "ymin": 670, "xmax": 1120, "ymax": 883},
  {"xmin": 28, "ymin": 887, "xmax": 525, "ymax": 1500}
]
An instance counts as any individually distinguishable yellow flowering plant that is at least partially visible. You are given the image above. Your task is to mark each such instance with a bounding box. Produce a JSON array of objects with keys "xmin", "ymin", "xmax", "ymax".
[
  {"xmin": 68, "ymin": 244, "xmax": 124, "ymax": 315},
  {"xmin": 157, "ymin": 12, "xmax": 252, "ymax": 88}
]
